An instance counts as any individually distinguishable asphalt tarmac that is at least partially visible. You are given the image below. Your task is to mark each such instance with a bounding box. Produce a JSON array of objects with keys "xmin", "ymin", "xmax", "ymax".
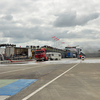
[{"xmin": 0, "ymin": 58, "xmax": 100, "ymax": 100}]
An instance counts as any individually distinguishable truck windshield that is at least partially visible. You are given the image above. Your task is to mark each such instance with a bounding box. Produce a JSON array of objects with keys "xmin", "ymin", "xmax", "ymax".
[{"xmin": 35, "ymin": 51, "xmax": 44, "ymax": 54}]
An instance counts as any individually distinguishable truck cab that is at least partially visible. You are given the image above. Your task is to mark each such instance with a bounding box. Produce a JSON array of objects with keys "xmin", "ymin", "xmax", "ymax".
[{"xmin": 35, "ymin": 48, "xmax": 48, "ymax": 61}]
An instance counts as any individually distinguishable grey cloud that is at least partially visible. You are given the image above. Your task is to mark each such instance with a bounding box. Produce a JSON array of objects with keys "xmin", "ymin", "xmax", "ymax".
[
  {"xmin": 0, "ymin": 11, "xmax": 99, "ymax": 45},
  {"xmin": 80, "ymin": 29, "xmax": 100, "ymax": 39},
  {"xmin": 10, "ymin": 37, "xmax": 29, "ymax": 43},
  {"xmin": 59, "ymin": 29, "xmax": 100, "ymax": 40},
  {"xmin": 0, "ymin": 0, "xmax": 39, "ymax": 14},
  {"xmin": 0, "ymin": 38, "xmax": 8, "ymax": 43},
  {"xmin": 73, "ymin": 41, "xmax": 100, "ymax": 53},
  {"xmin": 2, "ymin": 26, "xmax": 100, "ymax": 44},
  {"xmin": 1, "ymin": 18, "xmax": 100, "ymax": 45},
  {"xmin": 1, "ymin": 15, "xmax": 13, "ymax": 21},
  {"xmin": 53, "ymin": 12, "xmax": 100, "ymax": 27},
  {"xmin": 1, "ymin": 25, "xmax": 55, "ymax": 43},
  {"xmin": 29, "ymin": 18, "xmax": 43, "ymax": 24}
]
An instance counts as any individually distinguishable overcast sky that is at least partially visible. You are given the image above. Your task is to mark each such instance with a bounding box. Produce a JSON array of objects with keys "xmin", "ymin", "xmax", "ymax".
[{"xmin": 0, "ymin": 0, "xmax": 100, "ymax": 52}]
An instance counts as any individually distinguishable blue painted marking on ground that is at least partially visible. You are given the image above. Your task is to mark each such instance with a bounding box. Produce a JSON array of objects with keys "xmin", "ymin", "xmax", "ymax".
[{"xmin": 0, "ymin": 79, "xmax": 37, "ymax": 96}]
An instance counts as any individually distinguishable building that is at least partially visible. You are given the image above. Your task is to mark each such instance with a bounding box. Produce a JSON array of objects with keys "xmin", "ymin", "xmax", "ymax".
[{"xmin": 5, "ymin": 47, "xmax": 31, "ymax": 59}]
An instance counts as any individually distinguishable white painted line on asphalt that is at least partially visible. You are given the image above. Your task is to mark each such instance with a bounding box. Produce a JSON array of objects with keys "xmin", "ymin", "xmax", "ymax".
[
  {"xmin": 22, "ymin": 62, "xmax": 80, "ymax": 100},
  {"xmin": 0, "ymin": 96, "xmax": 10, "ymax": 100},
  {"xmin": 0, "ymin": 65, "xmax": 42, "ymax": 75}
]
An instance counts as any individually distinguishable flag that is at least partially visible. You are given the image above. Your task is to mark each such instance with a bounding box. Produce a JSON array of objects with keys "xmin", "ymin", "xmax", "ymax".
[
  {"xmin": 62, "ymin": 42, "xmax": 65, "ymax": 44},
  {"xmin": 54, "ymin": 38, "xmax": 59, "ymax": 41},
  {"xmin": 57, "ymin": 39, "xmax": 59, "ymax": 41},
  {"xmin": 52, "ymin": 36, "xmax": 56, "ymax": 38},
  {"xmin": 54, "ymin": 38, "xmax": 58, "ymax": 40}
]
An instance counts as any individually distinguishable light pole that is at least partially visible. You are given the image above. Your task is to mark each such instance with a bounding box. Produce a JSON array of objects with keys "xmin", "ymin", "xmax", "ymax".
[
  {"xmin": 52, "ymin": 36, "xmax": 59, "ymax": 47},
  {"xmin": 54, "ymin": 38, "xmax": 59, "ymax": 48},
  {"xmin": 60, "ymin": 42, "xmax": 65, "ymax": 49},
  {"xmin": 52, "ymin": 36, "xmax": 60, "ymax": 52},
  {"xmin": 52, "ymin": 36, "xmax": 56, "ymax": 47}
]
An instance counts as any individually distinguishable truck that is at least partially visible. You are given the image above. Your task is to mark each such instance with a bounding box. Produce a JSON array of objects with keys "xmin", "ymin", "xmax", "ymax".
[
  {"xmin": 67, "ymin": 53, "xmax": 73, "ymax": 58},
  {"xmin": 35, "ymin": 48, "xmax": 48, "ymax": 61},
  {"xmin": 35, "ymin": 48, "xmax": 61, "ymax": 61}
]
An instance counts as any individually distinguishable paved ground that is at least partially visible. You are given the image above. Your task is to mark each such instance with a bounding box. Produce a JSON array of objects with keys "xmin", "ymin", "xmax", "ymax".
[{"xmin": 0, "ymin": 58, "xmax": 100, "ymax": 100}]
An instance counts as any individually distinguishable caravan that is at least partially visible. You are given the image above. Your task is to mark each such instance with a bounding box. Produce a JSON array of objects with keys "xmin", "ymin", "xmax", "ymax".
[{"xmin": 46, "ymin": 52, "xmax": 61, "ymax": 60}]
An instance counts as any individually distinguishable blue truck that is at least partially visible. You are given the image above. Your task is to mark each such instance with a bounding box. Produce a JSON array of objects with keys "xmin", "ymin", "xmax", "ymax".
[{"xmin": 67, "ymin": 53, "xmax": 73, "ymax": 58}]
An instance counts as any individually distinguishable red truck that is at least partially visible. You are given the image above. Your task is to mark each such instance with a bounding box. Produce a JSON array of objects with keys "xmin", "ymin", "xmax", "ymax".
[{"xmin": 35, "ymin": 48, "xmax": 48, "ymax": 61}]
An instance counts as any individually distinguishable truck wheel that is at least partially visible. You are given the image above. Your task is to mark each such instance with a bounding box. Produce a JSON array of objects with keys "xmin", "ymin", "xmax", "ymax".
[
  {"xmin": 46, "ymin": 57, "xmax": 48, "ymax": 61},
  {"xmin": 45, "ymin": 57, "xmax": 48, "ymax": 61}
]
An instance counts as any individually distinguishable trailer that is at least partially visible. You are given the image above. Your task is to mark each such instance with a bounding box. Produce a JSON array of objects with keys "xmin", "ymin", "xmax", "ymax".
[{"xmin": 46, "ymin": 52, "xmax": 61, "ymax": 60}]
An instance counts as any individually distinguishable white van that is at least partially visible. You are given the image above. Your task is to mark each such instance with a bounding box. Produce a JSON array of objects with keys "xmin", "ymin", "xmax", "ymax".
[{"xmin": 46, "ymin": 52, "xmax": 61, "ymax": 60}]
